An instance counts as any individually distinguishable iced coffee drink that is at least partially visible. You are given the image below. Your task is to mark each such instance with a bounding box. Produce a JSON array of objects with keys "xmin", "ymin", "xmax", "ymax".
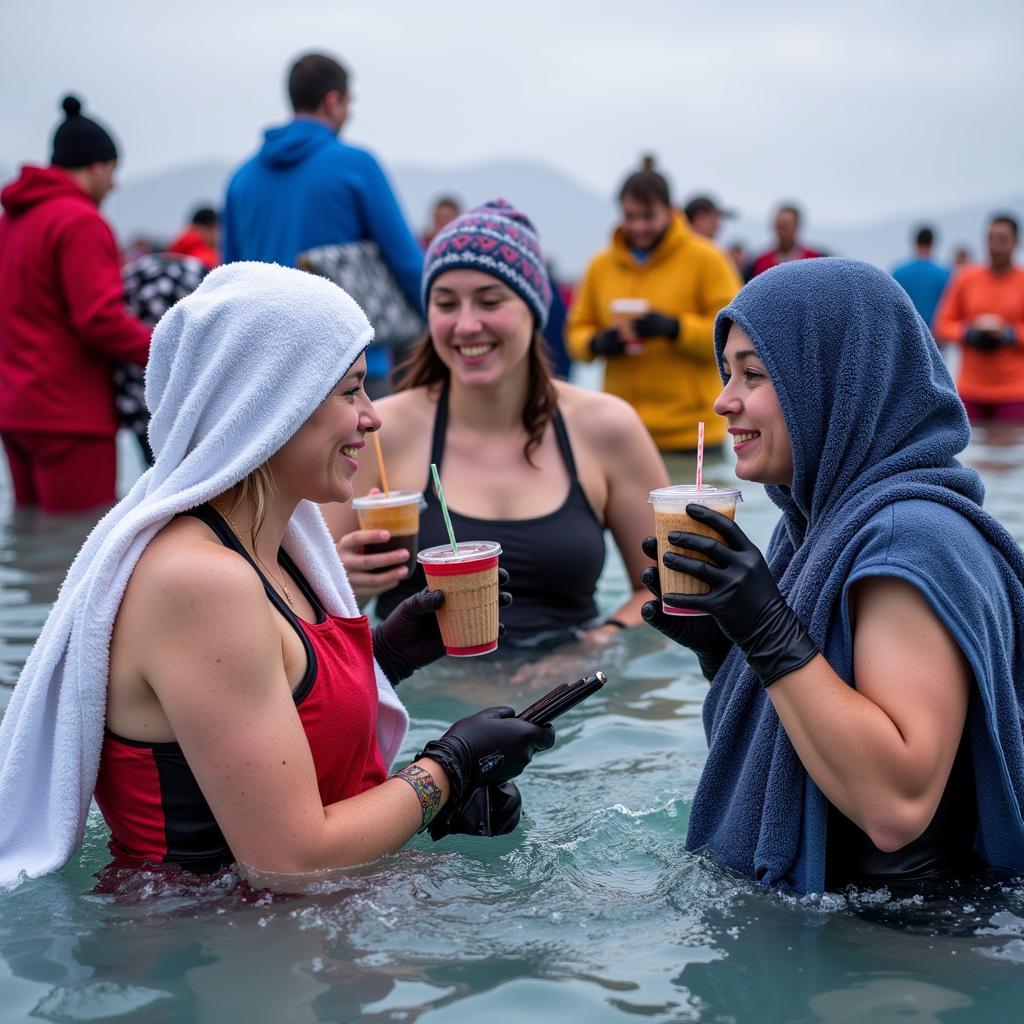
[
  {"xmin": 352, "ymin": 492, "xmax": 423, "ymax": 575},
  {"xmin": 648, "ymin": 485, "xmax": 743, "ymax": 616},
  {"xmin": 418, "ymin": 541, "xmax": 502, "ymax": 656},
  {"xmin": 609, "ymin": 298, "xmax": 649, "ymax": 354}
]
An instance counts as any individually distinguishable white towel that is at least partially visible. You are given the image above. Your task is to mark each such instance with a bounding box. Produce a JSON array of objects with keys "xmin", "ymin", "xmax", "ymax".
[{"xmin": 0, "ymin": 262, "xmax": 409, "ymax": 888}]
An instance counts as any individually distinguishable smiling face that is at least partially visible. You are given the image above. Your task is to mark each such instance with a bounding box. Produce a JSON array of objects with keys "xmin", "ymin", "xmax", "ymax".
[
  {"xmin": 713, "ymin": 324, "xmax": 794, "ymax": 486},
  {"xmin": 427, "ymin": 268, "xmax": 535, "ymax": 388},
  {"xmin": 267, "ymin": 354, "xmax": 381, "ymax": 505}
]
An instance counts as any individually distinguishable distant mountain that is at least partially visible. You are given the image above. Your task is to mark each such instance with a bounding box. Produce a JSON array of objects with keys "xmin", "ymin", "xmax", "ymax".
[
  {"xmin": 104, "ymin": 160, "xmax": 233, "ymax": 247},
  {"xmin": 393, "ymin": 159, "xmax": 619, "ymax": 278},
  {"xmin": 5, "ymin": 158, "xmax": 1021, "ymax": 279},
  {"xmin": 100, "ymin": 156, "xmax": 619, "ymax": 277}
]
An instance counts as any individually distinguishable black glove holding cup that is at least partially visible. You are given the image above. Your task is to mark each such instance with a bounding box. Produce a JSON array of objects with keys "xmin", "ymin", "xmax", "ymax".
[
  {"xmin": 373, "ymin": 569, "xmax": 512, "ymax": 685},
  {"xmin": 639, "ymin": 536, "xmax": 733, "ymax": 680},
  {"xmin": 632, "ymin": 312, "xmax": 680, "ymax": 341},
  {"xmin": 589, "ymin": 327, "xmax": 628, "ymax": 358},
  {"xmin": 657, "ymin": 505, "xmax": 819, "ymax": 687}
]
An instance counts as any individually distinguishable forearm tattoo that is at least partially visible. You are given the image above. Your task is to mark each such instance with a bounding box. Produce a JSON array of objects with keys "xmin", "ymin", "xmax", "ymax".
[{"xmin": 394, "ymin": 763, "xmax": 443, "ymax": 832}]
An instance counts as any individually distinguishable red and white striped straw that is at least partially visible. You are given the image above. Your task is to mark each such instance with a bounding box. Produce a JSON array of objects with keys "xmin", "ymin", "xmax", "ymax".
[{"xmin": 696, "ymin": 421, "xmax": 705, "ymax": 491}]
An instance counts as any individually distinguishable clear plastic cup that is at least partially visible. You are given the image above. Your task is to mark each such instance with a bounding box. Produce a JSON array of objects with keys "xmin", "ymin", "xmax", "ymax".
[
  {"xmin": 610, "ymin": 298, "xmax": 650, "ymax": 354},
  {"xmin": 351, "ymin": 491, "xmax": 424, "ymax": 576},
  {"xmin": 648, "ymin": 485, "xmax": 743, "ymax": 616}
]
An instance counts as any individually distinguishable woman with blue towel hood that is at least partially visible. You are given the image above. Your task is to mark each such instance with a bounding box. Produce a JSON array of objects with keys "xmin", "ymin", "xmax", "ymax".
[{"xmin": 641, "ymin": 258, "xmax": 1024, "ymax": 893}]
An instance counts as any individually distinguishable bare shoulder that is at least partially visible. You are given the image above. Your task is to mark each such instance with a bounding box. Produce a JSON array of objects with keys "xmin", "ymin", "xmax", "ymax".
[
  {"xmin": 373, "ymin": 386, "xmax": 438, "ymax": 442},
  {"xmin": 555, "ymin": 381, "xmax": 652, "ymax": 451},
  {"xmin": 124, "ymin": 517, "xmax": 271, "ymax": 632}
]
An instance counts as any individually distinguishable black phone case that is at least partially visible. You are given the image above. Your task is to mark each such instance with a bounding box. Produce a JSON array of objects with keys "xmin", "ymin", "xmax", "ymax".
[{"xmin": 518, "ymin": 671, "xmax": 606, "ymax": 725}]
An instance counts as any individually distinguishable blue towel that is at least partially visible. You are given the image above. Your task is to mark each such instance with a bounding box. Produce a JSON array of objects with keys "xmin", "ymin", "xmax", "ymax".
[{"xmin": 686, "ymin": 257, "xmax": 1024, "ymax": 892}]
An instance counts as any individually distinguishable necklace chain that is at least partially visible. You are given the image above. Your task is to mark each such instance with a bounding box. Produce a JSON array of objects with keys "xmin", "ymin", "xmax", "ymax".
[{"xmin": 218, "ymin": 506, "xmax": 295, "ymax": 606}]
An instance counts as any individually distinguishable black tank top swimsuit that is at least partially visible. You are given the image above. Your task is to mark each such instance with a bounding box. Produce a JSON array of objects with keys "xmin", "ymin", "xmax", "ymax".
[
  {"xmin": 375, "ymin": 386, "xmax": 607, "ymax": 647},
  {"xmin": 826, "ymin": 733, "xmax": 978, "ymax": 890},
  {"xmin": 94, "ymin": 504, "xmax": 386, "ymax": 874}
]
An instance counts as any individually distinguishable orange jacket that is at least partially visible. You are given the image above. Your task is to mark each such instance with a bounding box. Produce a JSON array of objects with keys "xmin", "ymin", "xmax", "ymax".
[{"xmin": 933, "ymin": 265, "xmax": 1024, "ymax": 403}]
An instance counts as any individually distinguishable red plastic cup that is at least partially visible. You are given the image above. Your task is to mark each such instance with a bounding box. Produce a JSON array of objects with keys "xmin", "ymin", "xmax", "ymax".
[{"xmin": 417, "ymin": 541, "xmax": 502, "ymax": 656}]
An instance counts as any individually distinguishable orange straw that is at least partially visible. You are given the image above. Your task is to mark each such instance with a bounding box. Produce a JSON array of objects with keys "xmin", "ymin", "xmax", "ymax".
[
  {"xmin": 373, "ymin": 432, "xmax": 390, "ymax": 496},
  {"xmin": 696, "ymin": 421, "xmax": 705, "ymax": 491}
]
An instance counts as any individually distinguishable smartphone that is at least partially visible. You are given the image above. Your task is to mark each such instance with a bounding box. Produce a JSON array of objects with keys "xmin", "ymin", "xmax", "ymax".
[{"xmin": 517, "ymin": 671, "xmax": 607, "ymax": 726}]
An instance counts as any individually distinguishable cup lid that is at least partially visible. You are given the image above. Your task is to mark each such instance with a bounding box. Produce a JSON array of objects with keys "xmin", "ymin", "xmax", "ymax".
[
  {"xmin": 418, "ymin": 540, "xmax": 502, "ymax": 565},
  {"xmin": 648, "ymin": 484, "xmax": 743, "ymax": 505},
  {"xmin": 610, "ymin": 298, "xmax": 649, "ymax": 312},
  {"xmin": 351, "ymin": 490, "xmax": 423, "ymax": 509}
]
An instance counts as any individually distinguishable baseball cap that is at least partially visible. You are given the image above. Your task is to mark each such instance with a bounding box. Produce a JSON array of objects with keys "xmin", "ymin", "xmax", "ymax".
[{"xmin": 683, "ymin": 195, "xmax": 736, "ymax": 221}]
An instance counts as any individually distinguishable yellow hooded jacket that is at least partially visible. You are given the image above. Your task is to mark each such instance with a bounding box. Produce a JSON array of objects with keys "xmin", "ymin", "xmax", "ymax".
[{"xmin": 567, "ymin": 214, "xmax": 740, "ymax": 450}]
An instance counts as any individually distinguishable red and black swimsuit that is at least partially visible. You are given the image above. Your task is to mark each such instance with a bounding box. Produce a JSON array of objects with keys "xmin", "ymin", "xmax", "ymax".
[{"xmin": 94, "ymin": 504, "xmax": 388, "ymax": 873}]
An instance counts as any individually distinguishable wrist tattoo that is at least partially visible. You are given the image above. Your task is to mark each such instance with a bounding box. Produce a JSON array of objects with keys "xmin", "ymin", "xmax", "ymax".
[{"xmin": 394, "ymin": 763, "xmax": 443, "ymax": 832}]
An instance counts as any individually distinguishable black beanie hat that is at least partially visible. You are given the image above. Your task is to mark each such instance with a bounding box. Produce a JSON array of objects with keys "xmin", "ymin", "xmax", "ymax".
[{"xmin": 51, "ymin": 95, "xmax": 118, "ymax": 168}]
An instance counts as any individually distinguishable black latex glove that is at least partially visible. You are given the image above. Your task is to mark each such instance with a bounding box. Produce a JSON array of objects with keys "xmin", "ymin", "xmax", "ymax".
[
  {"xmin": 964, "ymin": 328, "xmax": 1003, "ymax": 352},
  {"xmin": 427, "ymin": 782, "xmax": 522, "ymax": 840},
  {"xmin": 659, "ymin": 505, "xmax": 819, "ymax": 687},
  {"xmin": 589, "ymin": 327, "xmax": 628, "ymax": 357},
  {"xmin": 417, "ymin": 706, "xmax": 555, "ymax": 812},
  {"xmin": 373, "ymin": 570, "xmax": 512, "ymax": 685},
  {"xmin": 632, "ymin": 312, "xmax": 680, "ymax": 340},
  {"xmin": 638, "ymin": 536, "xmax": 733, "ymax": 680}
]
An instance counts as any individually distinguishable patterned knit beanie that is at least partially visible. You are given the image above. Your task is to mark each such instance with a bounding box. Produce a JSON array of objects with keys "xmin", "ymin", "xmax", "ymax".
[
  {"xmin": 422, "ymin": 198, "xmax": 552, "ymax": 329},
  {"xmin": 51, "ymin": 95, "xmax": 118, "ymax": 168}
]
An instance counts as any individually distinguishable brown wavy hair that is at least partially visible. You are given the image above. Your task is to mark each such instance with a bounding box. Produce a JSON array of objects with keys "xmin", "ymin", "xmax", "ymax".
[{"xmin": 392, "ymin": 331, "xmax": 558, "ymax": 467}]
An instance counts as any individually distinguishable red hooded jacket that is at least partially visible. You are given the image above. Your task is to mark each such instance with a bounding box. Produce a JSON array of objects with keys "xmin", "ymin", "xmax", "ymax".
[
  {"xmin": 0, "ymin": 166, "xmax": 150, "ymax": 436},
  {"xmin": 167, "ymin": 227, "xmax": 220, "ymax": 270}
]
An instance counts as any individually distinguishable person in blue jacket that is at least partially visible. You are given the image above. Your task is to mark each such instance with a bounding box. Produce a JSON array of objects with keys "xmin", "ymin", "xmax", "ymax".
[
  {"xmin": 222, "ymin": 52, "xmax": 423, "ymax": 396},
  {"xmin": 891, "ymin": 225, "xmax": 951, "ymax": 331}
]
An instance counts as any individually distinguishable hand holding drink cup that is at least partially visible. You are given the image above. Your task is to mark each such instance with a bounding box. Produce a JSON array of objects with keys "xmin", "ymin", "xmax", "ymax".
[
  {"xmin": 648, "ymin": 485, "xmax": 743, "ymax": 615},
  {"xmin": 351, "ymin": 490, "xmax": 424, "ymax": 576},
  {"xmin": 610, "ymin": 298, "xmax": 649, "ymax": 354},
  {"xmin": 646, "ymin": 420, "xmax": 742, "ymax": 617},
  {"xmin": 418, "ymin": 463, "xmax": 506, "ymax": 657}
]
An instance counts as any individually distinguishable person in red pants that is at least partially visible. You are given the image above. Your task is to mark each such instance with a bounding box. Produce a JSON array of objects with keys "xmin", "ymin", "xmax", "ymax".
[{"xmin": 0, "ymin": 95, "xmax": 150, "ymax": 513}]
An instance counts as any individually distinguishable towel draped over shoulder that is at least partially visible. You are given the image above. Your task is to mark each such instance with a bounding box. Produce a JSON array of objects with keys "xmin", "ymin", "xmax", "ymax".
[
  {"xmin": 687, "ymin": 258, "xmax": 1024, "ymax": 892},
  {"xmin": 0, "ymin": 262, "xmax": 409, "ymax": 888}
]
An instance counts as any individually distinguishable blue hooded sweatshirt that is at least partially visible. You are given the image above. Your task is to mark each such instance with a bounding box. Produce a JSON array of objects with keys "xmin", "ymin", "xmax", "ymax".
[
  {"xmin": 686, "ymin": 258, "xmax": 1024, "ymax": 893},
  {"xmin": 222, "ymin": 119, "xmax": 424, "ymax": 376}
]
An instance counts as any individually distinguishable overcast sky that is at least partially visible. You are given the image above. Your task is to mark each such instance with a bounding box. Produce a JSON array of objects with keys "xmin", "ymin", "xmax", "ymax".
[{"xmin": 3, "ymin": 0, "xmax": 1022, "ymax": 226}]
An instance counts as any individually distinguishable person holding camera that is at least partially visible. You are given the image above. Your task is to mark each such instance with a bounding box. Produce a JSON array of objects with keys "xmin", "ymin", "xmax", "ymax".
[{"xmin": 934, "ymin": 213, "xmax": 1024, "ymax": 424}]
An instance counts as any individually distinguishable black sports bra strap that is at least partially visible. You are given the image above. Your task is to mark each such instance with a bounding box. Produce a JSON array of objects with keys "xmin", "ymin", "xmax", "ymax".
[
  {"xmin": 429, "ymin": 383, "xmax": 450, "ymax": 471},
  {"xmin": 431, "ymin": 382, "xmax": 579, "ymax": 481},
  {"xmin": 550, "ymin": 408, "xmax": 580, "ymax": 481},
  {"xmin": 185, "ymin": 502, "xmax": 238, "ymax": 549},
  {"xmin": 180, "ymin": 505, "xmax": 325, "ymax": 623}
]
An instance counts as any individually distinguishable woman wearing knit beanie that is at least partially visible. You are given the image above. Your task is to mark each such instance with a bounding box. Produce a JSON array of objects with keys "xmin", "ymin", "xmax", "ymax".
[{"xmin": 327, "ymin": 199, "xmax": 668, "ymax": 653}]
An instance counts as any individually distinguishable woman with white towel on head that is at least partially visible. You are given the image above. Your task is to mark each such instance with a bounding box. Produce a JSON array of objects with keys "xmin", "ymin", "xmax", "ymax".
[{"xmin": 0, "ymin": 262, "xmax": 553, "ymax": 886}]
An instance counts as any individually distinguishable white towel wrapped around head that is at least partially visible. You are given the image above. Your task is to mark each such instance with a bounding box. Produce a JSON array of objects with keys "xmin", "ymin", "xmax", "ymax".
[{"xmin": 0, "ymin": 261, "xmax": 409, "ymax": 888}]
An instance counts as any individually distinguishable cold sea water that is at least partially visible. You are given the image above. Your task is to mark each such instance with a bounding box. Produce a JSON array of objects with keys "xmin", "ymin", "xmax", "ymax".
[{"xmin": 2, "ymin": 421, "xmax": 1024, "ymax": 1024}]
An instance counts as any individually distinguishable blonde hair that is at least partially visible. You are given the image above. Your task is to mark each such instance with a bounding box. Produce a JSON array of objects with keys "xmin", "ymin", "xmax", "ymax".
[{"xmin": 226, "ymin": 462, "xmax": 276, "ymax": 544}]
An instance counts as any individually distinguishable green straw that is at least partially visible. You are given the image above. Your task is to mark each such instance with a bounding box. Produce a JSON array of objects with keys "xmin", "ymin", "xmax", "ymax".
[{"xmin": 430, "ymin": 462, "xmax": 458, "ymax": 554}]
